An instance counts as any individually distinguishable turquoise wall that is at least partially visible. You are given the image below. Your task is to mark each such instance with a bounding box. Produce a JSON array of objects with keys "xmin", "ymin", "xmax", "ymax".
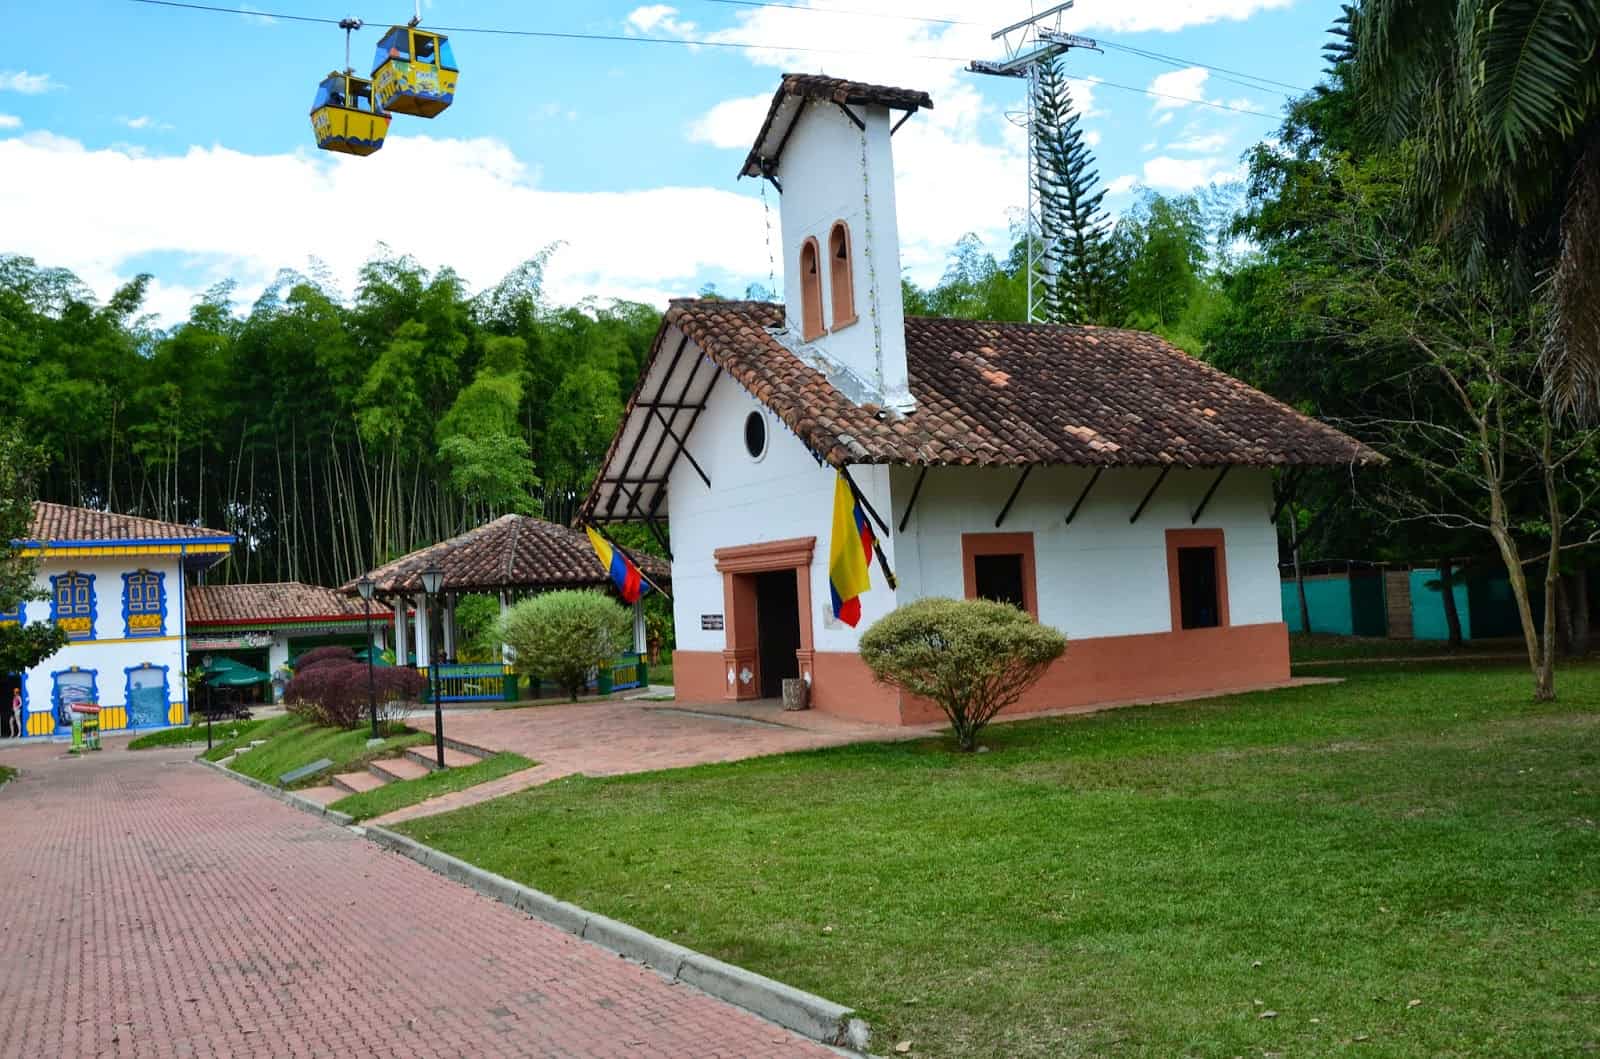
[
  {"xmin": 1409, "ymin": 568, "xmax": 1472, "ymax": 640},
  {"xmin": 1282, "ymin": 573, "xmax": 1388, "ymax": 635}
]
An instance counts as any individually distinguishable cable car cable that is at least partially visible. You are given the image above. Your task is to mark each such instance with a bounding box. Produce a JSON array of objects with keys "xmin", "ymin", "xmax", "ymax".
[
  {"xmin": 693, "ymin": 0, "xmax": 1310, "ymax": 93},
  {"xmin": 126, "ymin": 0, "xmax": 1285, "ymax": 118}
]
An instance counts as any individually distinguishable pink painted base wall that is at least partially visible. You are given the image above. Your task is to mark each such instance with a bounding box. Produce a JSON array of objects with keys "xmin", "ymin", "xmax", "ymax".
[{"xmin": 674, "ymin": 622, "xmax": 1292, "ymax": 726}]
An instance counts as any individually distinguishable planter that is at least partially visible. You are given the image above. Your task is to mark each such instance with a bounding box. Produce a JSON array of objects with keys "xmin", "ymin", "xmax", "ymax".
[{"xmin": 781, "ymin": 678, "xmax": 810, "ymax": 712}]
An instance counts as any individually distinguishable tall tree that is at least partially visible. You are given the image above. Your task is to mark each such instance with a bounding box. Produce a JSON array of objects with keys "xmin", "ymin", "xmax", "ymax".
[
  {"xmin": 1351, "ymin": 0, "xmax": 1600, "ymax": 417},
  {"xmin": 1032, "ymin": 57, "xmax": 1112, "ymax": 324},
  {"xmin": 0, "ymin": 428, "xmax": 67, "ymax": 677}
]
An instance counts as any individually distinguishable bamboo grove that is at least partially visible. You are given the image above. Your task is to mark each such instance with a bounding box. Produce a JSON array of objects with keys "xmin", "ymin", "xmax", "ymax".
[{"xmin": 0, "ymin": 251, "xmax": 658, "ymax": 586}]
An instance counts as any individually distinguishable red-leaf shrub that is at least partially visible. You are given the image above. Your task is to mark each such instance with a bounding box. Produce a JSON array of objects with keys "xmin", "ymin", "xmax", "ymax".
[
  {"xmin": 294, "ymin": 646, "xmax": 358, "ymax": 673},
  {"xmin": 284, "ymin": 657, "xmax": 425, "ymax": 730}
]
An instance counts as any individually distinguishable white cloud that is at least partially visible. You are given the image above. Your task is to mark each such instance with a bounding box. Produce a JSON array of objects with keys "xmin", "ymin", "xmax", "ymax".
[
  {"xmin": 0, "ymin": 70, "xmax": 56, "ymax": 94},
  {"xmin": 1169, "ymin": 131, "xmax": 1229, "ymax": 153},
  {"xmin": 1149, "ymin": 68, "xmax": 1211, "ymax": 111},
  {"xmin": 687, "ymin": 94, "xmax": 770, "ymax": 150},
  {"xmin": 1140, "ymin": 155, "xmax": 1241, "ymax": 191},
  {"xmin": 627, "ymin": 5, "xmax": 697, "ymax": 36},
  {"xmin": 1083, "ymin": 129, "xmax": 1102, "ymax": 148},
  {"xmin": 1106, "ymin": 174, "xmax": 1138, "ymax": 195},
  {"xmin": 0, "ymin": 131, "xmax": 771, "ymax": 325},
  {"xmin": 0, "ymin": 114, "xmax": 20, "ymax": 130},
  {"xmin": 1062, "ymin": 0, "xmax": 1292, "ymax": 33},
  {"xmin": 118, "ymin": 115, "xmax": 173, "ymax": 132}
]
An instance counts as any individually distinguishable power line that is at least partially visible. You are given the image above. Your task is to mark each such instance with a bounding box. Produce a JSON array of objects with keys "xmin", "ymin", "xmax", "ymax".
[
  {"xmin": 125, "ymin": 0, "xmax": 1285, "ymax": 118},
  {"xmin": 696, "ymin": 0, "xmax": 1309, "ymax": 94}
]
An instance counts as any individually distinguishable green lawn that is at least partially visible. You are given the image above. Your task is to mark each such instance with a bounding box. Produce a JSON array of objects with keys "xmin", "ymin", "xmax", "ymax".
[
  {"xmin": 398, "ymin": 662, "xmax": 1600, "ymax": 1058},
  {"xmin": 216, "ymin": 715, "xmax": 429, "ymax": 788},
  {"xmin": 330, "ymin": 751, "xmax": 536, "ymax": 821},
  {"xmin": 1288, "ymin": 633, "xmax": 1526, "ymax": 663},
  {"xmin": 128, "ymin": 719, "xmax": 269, "ymax": 750},
  {"xmin": 0, "ymin": 766, "xmax": 14, "ymax": 787}
]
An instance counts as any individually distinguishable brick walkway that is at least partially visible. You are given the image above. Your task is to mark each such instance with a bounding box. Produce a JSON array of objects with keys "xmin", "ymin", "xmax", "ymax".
[
  {"xmin": 0, "ymin": 743, "xmax": 836, "ymax": 1058},
  {"xmin": 372, "ymin": 700, "xmax": 925, "ymax": 825}
]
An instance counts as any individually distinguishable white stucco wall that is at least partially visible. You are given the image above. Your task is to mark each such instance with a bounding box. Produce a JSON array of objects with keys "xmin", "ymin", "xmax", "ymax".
[
  {"xmin": 776, "ymin": 100, "xmax": 911, "ymax": 411},
  {"xmin": 12, "ymin": 555, "xmax": 188, "ymax": 733},
  {"xmin": 668, "ymin": 375, "xmax": 897, "ymax": 655},
  {"xmin": 891, "ymin": 464, "xmax": 1282, "ymax": 638}
]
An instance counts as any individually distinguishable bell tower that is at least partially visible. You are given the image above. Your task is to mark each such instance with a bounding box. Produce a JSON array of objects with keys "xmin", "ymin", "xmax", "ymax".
[{"xmin": 741, "ymin": 75, "xmax": 932, "ymax": 415}]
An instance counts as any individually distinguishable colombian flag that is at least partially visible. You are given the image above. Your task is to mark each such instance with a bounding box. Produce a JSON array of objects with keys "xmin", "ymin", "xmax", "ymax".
[
  {"xmin": 586, "ymin": 526, "xmax": 651, "ymax": 604},
  {"xmin": 828, "ymin": 473, "xmax": 874, "ymax": 627}
]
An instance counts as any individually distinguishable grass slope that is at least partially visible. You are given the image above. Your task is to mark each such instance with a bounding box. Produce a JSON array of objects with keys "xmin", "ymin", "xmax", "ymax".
[
  {"xmin": 399, "ymin": 663, "xmax": 1600, "ymax": 1058},
  {"xmin": 0, "ymin": 765, "xmax": 14, "ymax": 787},
  {"xmin": 218, "ymin": 716, "xmax": 428, "ymax": 788},
  {"xmin": 329, "ymin": 752, "xmax": 536, "ymax": 821},
  {"xmin": 129, "ymin": 719, "xmax": 269, "ymax": 751}
]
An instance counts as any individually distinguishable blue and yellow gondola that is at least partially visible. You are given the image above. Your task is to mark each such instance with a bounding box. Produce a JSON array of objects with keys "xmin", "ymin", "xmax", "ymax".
[
  {"xmin": 310, "ymin": 71, "xmax": 391, "ymax": 156},
  {"xmin": 371, "ymin": 25, "xmax": 458, "ymax": 118}
]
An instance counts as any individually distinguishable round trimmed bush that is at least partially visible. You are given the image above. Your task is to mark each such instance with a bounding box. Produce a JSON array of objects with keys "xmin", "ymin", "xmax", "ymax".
[
  {"xmin": 497, "ymin": 589, "xmax": 634, "ymax": 701},
  {"xmin": 859, "ymin": 597, "xmax": 1067, "ymax": 751}
]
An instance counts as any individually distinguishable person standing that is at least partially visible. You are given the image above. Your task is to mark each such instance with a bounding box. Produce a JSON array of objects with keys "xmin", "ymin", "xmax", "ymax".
[{"xmin": 8, "ymin": 686, "xmax": 20, "ymax": 739}]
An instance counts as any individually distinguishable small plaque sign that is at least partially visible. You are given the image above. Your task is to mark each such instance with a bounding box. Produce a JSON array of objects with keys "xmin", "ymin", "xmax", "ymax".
[{"xmin": 701, "ymin": 613, "xmax": 725, "ymax": 631}]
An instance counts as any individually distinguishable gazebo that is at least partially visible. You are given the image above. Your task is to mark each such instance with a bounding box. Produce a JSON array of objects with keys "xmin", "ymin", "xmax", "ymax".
[{"xmin": 340, "ymin": 515, "xmax": 670, "ymax": 667}]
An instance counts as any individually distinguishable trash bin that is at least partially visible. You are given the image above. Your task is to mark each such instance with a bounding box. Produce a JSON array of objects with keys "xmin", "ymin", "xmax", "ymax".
[{"xmin": 71, "ymin": 704, "xmax": 101, "ymax": 752}]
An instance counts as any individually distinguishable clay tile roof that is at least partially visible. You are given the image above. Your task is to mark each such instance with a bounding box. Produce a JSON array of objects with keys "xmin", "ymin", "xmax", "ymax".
[
  {"xmin": 187, "ymin": 583, "xmax": 369, "ymax": 627},
  {"xmin": 655, "ymin": 300, "xmax": 1381, "ymax": 469},
  {"xmin": 23, "ymin": 501, "xmax": 233, "ymax": 544},
  {"xmin": 338, "ymin": 515, "xmax": 671, "ymax": 598},
  {"xmin": 741, "ymin": 73, "xmax": 934, "ymax": 179}
]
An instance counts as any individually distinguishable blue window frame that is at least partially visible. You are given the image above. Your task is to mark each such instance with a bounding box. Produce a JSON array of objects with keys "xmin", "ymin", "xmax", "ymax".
[
  {"xmin": 0, "ymin": 600, "xmax": 20, "ymax": 625},
  {"xmin": 50, "ymin": 572, "xmax": 96, "ymax": 642},
  {"xmin": 122, "ymin": 570, "xmax": 166, "ymax": 638},
  {"xmin": 51, "ymin": 667, "xmax": 97, "ymax": 732},
  {"xmin": 124, "ymin": 664, "xmax": 171, "ymax": 730}
]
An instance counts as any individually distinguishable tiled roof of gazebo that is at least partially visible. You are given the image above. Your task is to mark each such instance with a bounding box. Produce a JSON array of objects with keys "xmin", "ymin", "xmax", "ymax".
[
  {"xmin": 188, "ymin": 582, "xmax": 369, "ymax": 627},
  {"xmin": 340, "ymin": 515, "xmax": 670, "ymax": 598}
]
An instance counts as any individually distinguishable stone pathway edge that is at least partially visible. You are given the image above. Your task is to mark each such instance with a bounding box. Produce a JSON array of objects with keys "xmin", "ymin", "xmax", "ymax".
[{"xmin": 195, "ymin": 756, "xmax": 871, "ymax": 1054}]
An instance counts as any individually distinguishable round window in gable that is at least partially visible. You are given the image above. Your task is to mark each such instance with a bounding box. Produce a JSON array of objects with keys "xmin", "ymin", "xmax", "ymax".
[{"xmin": 743, "ymin": 410, "xmax": 768, "ymax": 461}]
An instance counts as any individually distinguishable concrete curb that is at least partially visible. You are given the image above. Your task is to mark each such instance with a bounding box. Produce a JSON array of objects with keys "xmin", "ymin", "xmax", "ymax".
[
  {"xmin": 195, "ymin": 757, "xmax": 354, "ymax": 827},
  {"xmin": 362, "ymin": 824, "xmax": 869, "ymax": 1053}
]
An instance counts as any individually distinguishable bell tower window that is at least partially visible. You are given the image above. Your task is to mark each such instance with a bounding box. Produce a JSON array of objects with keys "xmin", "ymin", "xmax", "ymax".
[
  {"xmin": 829, "ymin": 222, "xmax": 856, "ymax": 330},
  {"xmin": 799, "ymin": 237, "xmax": 824, "ymax": 341}
]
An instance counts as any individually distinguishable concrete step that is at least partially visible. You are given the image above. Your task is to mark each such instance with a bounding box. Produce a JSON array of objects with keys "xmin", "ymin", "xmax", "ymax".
[
  {"xmin": 403, "ymin": 745, "xmax": 479, "ymax": 772},
  {"xmin": 369, "ymin": 756, "xmax": 431, "ymax": 783},
  {"xmin": 296, "ymin": 784, "xmax": 344, "ymax": 805},
  {"xmin": 330, "ymin": 771, "xmax": 386, "ymax": 795}
]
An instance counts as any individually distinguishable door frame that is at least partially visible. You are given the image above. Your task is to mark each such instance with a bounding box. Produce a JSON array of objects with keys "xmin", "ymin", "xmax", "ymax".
[{"xmin": 713, "ymin": 537, "xmax": 816, "ymax": 701}]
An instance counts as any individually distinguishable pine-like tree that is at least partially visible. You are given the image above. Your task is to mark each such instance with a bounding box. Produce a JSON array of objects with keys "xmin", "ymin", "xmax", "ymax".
[{"xmin": 1032, "ymin": 56, "xmax": 1112, "ymax": 324}]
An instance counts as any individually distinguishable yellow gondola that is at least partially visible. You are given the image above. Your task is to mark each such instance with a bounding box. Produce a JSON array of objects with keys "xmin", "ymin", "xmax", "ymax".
[
  {"xmin": 371, "ymin": 25, "xmax": 458, "ymax": 118},
  {"xmin": 310, "ymin": 71, "xmax": 391, "ymax": 156}
]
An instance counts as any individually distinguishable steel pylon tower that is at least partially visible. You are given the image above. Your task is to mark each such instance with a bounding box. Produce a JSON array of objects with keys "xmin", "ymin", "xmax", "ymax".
[{"xmin": 969, "ymin": 3, "xmax": 1098, "ymax": 324}]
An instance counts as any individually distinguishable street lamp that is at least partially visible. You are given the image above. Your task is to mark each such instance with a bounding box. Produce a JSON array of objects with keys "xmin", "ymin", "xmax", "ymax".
[
  {"xmin": 419, "ymin": 563, "xmax": 446, "ymax": 768},
  {"xmin": 357, "ymin": 575, "xmax": 378, "ymax": 739},
  {"xmin": 201, "ymin": 654, "xmax": 214, "ymax": 751}
]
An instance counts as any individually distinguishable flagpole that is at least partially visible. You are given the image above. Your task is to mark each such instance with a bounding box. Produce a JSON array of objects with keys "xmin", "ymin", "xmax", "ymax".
[
  {"xmin": 585, "ymin": 520, "xmax": 674, "ymax": 602},
  {"xmin": 835, "ymin": 467, "xmax": 898, "ymax": 590}
]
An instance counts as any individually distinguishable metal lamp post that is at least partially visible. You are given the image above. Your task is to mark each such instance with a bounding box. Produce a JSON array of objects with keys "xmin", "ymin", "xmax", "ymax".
[
  {"xmin": 357, "ymin": 575, "xmax": 378, "ymax": 738},
  {"xmin": 419, "ymin": 563, "xmax": 446, "ymax": 768},
  {"xmin": 201, "ymin": 654, "xmax": 214, "ymax": 751}
]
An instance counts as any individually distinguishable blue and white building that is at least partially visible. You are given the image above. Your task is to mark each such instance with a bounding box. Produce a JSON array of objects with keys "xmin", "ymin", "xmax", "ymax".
[{"xmin": 3, "ymin": 502, "xmax": 234, "ymax": 737}]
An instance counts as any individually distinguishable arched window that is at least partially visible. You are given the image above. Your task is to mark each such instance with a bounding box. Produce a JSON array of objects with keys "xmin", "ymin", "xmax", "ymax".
[
  {"xmin": 828, "ymin": 222, "xmax": 856, "ymax": 329},
  {"xmin": 799, "ymin": 237, "xmax": 824, "ymax": 341}
]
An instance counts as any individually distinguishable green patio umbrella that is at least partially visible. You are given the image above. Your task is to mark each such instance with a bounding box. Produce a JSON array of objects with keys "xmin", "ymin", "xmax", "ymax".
[{"xmin": 205, "ymin": 663, "xmax": 271, "ymax": 687}]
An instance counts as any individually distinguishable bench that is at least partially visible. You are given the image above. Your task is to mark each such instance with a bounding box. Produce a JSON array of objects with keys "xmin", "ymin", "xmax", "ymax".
[{"xmin": 278, "ymin": 758, "xmax": 334, "ymax": 788}]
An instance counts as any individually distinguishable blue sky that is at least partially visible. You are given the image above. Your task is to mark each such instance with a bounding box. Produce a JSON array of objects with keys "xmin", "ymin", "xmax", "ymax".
[{"xmin": 3, "ymin": 0, "xmax": 1338, "ymax": 323}]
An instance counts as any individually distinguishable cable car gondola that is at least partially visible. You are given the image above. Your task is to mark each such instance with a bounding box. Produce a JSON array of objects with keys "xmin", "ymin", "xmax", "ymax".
[
  {"xmin": 310, "ymin": 70, "xmax": 390, "ymax": 156},
  {"xmin": 371, "ymin": 23, "xmax": 458, "ymax": 118}
]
